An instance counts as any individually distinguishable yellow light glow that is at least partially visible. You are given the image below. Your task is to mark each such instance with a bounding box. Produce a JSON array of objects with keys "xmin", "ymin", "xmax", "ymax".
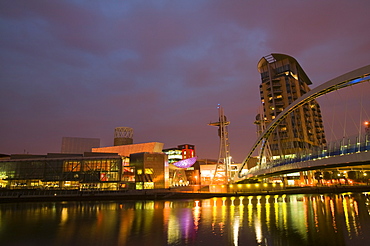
[
  {"xmin": 230, "ymin": 197, "xmax": 235, "ymax": 206},
  {"xmin": 222, "ymin": 197, "xmax": 227, "ymax": 206},
  {"xmin": 239, "ymin": 196, "xmax": 244, "ymax": 206}
]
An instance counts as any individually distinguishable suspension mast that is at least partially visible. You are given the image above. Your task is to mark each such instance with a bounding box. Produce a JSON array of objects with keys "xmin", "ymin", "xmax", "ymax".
[{"xmin": 208, "ymin": 105, "xmax": 232, "ymax": 184}]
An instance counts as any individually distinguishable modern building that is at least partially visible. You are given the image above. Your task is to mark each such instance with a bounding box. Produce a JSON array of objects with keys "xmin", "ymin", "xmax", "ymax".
[
  {"xmin": 129, "ymin": 152, "xmax": 169, "ymax": 189},
  {"xmin": 1, "ymin": 132, "xmax": 166, "ymax": 190},
  {"xmin": 163, "ymin": 144, "xmax": 196, "ymax": 164},
  {"xmin": 255, "ymin": 54, "xmax": 326, "ymax": 159},
  {"xmin": 163, "ymin": 144, "xmax": 199, "ymax": 186},
  {"xmin": 198, "ymin": 158, "xmax": 258, "ymax": 185},
  {"xmin": 0, "ymin": 149, "xmax": 173, "ymax": 190},
  {"xmin": 0, "ymin": 152, "xmax": 122, "ymax": 190},
  {"xmin": 178, "ymin": 144, "xmax": 196, "ymax": 160},
  {"xmin": 92, "ymin": 142, "xmax": 164, "ymax": 157},
  {"xmin": 61, "ymin": 137, "xmax": 100, "ymax": 154}
]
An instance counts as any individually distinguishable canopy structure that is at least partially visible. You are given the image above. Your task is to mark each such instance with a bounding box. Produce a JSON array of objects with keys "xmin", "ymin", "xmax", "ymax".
[{"xmin": 172, "ymin": 157, "xmax": 197, "ymax": 169}]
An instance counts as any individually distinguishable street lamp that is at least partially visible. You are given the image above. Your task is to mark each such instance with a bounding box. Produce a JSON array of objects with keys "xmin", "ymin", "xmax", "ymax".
[{"xmin": 365, "ymin": 121, "xmax": 370, "ymax": 136}]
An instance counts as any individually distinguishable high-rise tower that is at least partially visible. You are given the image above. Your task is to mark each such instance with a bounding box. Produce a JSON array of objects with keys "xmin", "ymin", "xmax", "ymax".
[{"xmin": 255, "ymin": 54, "xmax": 326, "ymax": 159}]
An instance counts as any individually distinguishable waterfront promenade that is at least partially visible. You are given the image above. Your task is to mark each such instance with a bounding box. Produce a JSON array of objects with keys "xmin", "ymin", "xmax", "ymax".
[{"xmin": 1, "ymin": 185, "xmax": 370, "ymax": 203}]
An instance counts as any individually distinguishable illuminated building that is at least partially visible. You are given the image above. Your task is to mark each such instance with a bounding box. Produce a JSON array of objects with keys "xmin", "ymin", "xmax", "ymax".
[
  {"xmin": 91, "ymin": 127, "xmax": 166, "ymax": 189},
  {"xmin": 92, "ymin": 127, "xmax": 163, "ymax": 158},
  {"xmin": 163, "ymin": 144, "xmax": 199, "ymax": 186},
  {"xmin": 93, "ymin": 142, "xmax": 164, "ymax": 157},
  {"xmin": 0, "ymin": 152, "xmax": 122, "ymax": 189},
  {"xmin": 162, "ymin": 148, "xmax": 182, "ymax": 164},
  {"xmin": 0, "ymin": 127, "xmax": 196, "ymax": 190},
  {"xmin": 0, "ymin": 139, "xmax": 165, "ymax": 189},
  {"xmin": 130, "ymin": 152, "xmax": 169, "ymax": 189},
  {"xmin": 198, "ymin": 157, "xmax": 258, "ymax": 185},
  {"xmin": 256, "ymin": 54, "xmax": 326, "ymax": 158},
  {"xmin": 178, "ymin": 144, "xmax": 195, "ymax": 159},
  {"xmin": 93, "ymin": 143, "xmax": 165, "ymax": 189}
]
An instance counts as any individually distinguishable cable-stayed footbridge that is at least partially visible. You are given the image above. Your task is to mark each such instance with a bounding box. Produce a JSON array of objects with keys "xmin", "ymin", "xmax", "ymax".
[{"xmin": 237, "ymin": 65, "xmax": 370, "ymax": 183}]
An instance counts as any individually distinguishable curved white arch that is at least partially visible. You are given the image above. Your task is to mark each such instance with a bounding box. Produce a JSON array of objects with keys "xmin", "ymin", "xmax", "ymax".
[{"xmin": 238, "ymin": 65, "xmax": 370, "ymax": 178}]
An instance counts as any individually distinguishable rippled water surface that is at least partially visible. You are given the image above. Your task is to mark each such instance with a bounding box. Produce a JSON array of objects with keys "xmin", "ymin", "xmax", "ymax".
[{"xmin": 1, "ymin": 192, "xmax": 370, "ymax": 246}]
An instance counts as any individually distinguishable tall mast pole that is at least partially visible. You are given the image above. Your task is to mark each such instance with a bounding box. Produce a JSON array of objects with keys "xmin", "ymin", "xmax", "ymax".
[{"xmin": 208, "ymin": 104, "xmax": 232, "ymax": 184}]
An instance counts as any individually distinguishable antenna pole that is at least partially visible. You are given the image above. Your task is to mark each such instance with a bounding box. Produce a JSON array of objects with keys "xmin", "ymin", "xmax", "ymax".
[{"xmin": 208, "ymin": 105, "xmax": 232, "ymax": 184}]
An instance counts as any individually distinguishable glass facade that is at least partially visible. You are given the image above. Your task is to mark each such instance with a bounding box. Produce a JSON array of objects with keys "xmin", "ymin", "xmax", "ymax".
[
  {"xmin": 0, "ymin": 155, "xmax": 122, "ymax": 190},
  {"xmin": 130, "ymin": 152, "xmax": 169, "ymax": 189}
]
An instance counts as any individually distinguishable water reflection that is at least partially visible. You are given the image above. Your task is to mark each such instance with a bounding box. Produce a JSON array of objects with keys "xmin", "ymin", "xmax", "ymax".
[{"xmin": 0, "ymin": 193, "xmax": 369, "ymax": 245}]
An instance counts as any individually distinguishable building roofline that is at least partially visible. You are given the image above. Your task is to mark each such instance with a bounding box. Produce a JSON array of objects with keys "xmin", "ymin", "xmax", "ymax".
[{"xmin": 257, "ymin": 53, "xmax": 312, "ymax": 85}]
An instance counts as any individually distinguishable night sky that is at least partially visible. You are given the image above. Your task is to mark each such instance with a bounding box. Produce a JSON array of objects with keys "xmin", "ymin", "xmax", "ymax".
[{"xmin": 1, "ymin": 1, "xmax": 370, "ymax": 162}]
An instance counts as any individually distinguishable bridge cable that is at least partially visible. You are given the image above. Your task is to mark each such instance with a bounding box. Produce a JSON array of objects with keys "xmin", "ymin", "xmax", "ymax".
[
  {"xmin": 321, "ymin": 91, "xmax": 338, "ymax": 143},
  {"xmin": 358, "ymin": 81, "xmax": 370, "ymax": 140}
]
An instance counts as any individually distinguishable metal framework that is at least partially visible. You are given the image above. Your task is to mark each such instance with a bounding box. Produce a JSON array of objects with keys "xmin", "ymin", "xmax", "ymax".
[
  {"xmin": 209, "ymin": 105, "xmax": 232, "ymax": 184},
  {"xmin": 114, "ymin": 127, "xmax": 134, "ymax": 138},
  {"xmin": 238, "ymin": 64, "xmax": 370, "ymax": 179}
]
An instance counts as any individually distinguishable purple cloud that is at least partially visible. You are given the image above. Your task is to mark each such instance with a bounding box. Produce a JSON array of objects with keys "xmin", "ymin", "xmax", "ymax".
[{"xmin": 1, "ymin": 0, "xmax": 369, "ymax": 162}]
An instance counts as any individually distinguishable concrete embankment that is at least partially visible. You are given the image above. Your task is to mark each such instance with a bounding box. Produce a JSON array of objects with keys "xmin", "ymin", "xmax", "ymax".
[{"xmin": 1, "ymin": 186, "xmax": 370, "ymax": 203}]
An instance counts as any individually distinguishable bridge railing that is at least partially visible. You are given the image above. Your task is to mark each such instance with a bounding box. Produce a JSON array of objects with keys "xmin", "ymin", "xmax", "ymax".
[{"xmin": 262, "ymin": 134, "xmax": 370, "ymax": 170}]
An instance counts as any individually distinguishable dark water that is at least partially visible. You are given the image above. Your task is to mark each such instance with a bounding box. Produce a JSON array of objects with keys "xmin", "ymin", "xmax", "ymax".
[{"xmin": 1, "ymin": 192, "xmax": 370, "ymax": 246}]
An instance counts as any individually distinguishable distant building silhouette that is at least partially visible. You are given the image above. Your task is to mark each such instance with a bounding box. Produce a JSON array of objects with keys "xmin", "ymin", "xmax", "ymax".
[
  {"xmin": 61, "ymin": 137, "xmax": 100, "ymax": 154},
  {"xmin": 255, "ymin": 54, "xmax": 326, "ymax": 158}
]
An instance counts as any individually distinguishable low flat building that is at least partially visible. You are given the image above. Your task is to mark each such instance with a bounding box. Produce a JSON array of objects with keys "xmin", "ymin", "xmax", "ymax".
[{"xmin": 0, "ymin": 152, "xmax": 122, "ymax": 190}]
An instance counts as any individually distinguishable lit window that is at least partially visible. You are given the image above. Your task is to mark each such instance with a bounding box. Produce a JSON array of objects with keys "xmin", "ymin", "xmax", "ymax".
[{"xmin": 145, "ymin": 168, "xmax": 153, "ymax": 174}]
